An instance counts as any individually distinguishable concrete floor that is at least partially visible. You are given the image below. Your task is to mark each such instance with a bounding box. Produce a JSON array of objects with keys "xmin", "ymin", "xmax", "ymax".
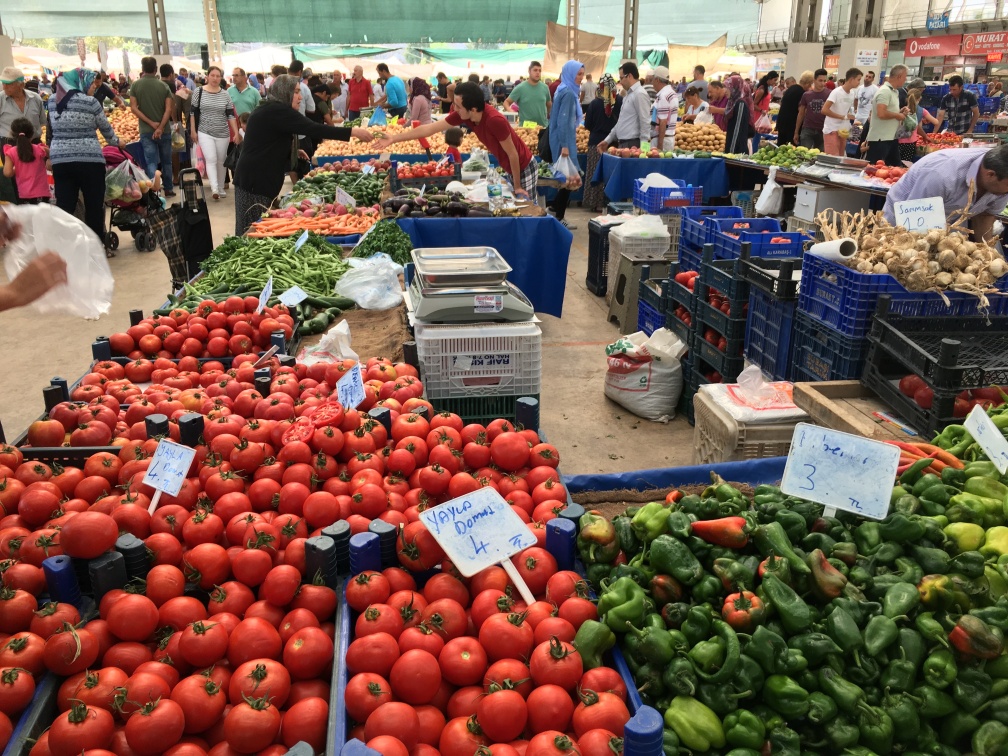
[{"xmin": 0, "ymin": 191, "xmax": 695, "ymax": 476}]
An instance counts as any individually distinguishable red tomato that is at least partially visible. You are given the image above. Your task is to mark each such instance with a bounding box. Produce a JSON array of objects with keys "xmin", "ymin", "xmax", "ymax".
[
  {"xmin": 44, "ymin": 625, "xmax": 99, "ymax": 676},
  {"xmin": 389, "ymin": 649, "xmax": 441, "ymax": 705},
  {"xmin": 106, "ymin": 594, "xmax": 158, "ymax": 642},
  {"xmin": 280, "ymin": 696, "xmax": 328, "ymax": 750},
  {"xmin": 227, "ymin": 617, "xmax": 282, "ymax": 668},
  {"xmin": 526, "ymin": 730, "xmax": 581, "ymax": 756},
  {"xmin": 345, "ymin": 672, "xmax": 393, "ymax": 723},
  {"xmin": 283, "ymin": 626, "xmax": 334, "ymax": 680},
  {"xmin": 479, "ymin": 611, "xmax": 534, "ymax": 662},
  {"xmin": 59, "ymin": 511, "xmax": 118, "ymax": 559},
  {"xmin": 438, "ymin": 714, "xmax": 488, "ymax": 756},
  {"xmin": 365, "ymin": 702, "xmax": 421, "ymax": 752},
  {"xmin": 170, "ymin": 674, "xmax": 228, "ymax": 734},
  {"xmin": 580, "ymin": 667, "xmax": 629, "ymax": 702},
  {"xmin": 438, "ymin": 636, "xmax": 488, "ymax": 687},
  {"xmin": 47, "ymin": 701, "xmax": 115, "ymax": 756},
  {"xmin": 178, "ymin": 620, "xmax": 229, "ymax": 668},
  {"xmin": 30, "ymin": 602, "xmax": 81, "ymax": 640},
  {"xmin": 0, "ymin": 666, "xmax": 34, "ymax": 717},
  {"xmin": 571, "ymin": 691, "xmax": 631, "ymax": 737},
  {"xmin": 529, "ymin": 637, "xmax": 583, "ymax": 691},
  {"xmin": 223, "ymin": 696, "xmax": 282, "ymax": 753},
  {"xmin": 346, "ymin": 632, "xmax": 400, "ymax": 678},
  {"xmin": 512, "ymin": 547, "xmax": 558, "ymax": 597},
  {"xmin": 476, "ymin": 687, "xmax": 528, "ymax": 742},
  {"xmin": 124, "ymin": 697, "xmax": 185, "ymax": 755},
  {"xmin": 526, "ymin": 685, "xmax": 575, "ymax": 733}
]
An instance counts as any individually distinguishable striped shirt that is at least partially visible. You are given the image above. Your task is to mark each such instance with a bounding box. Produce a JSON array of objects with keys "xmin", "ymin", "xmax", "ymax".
[
  {"xmin": 883, "ymin": 147, "xmax": 1008, "ymax": 225},
  {"xmin": 193, "ymin": 87, "xmax": 235, "ymax": 139},
  {"xmin": 48, "ymin": 94, "xmax": 118, "ymax": 165}
]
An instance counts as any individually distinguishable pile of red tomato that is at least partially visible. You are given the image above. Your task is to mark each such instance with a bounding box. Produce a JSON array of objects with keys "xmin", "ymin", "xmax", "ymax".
[
  {"xmin": 105, "ymin": 300, "xmax": 296, "ymax": 360},
  {"xmin": 396, "ymin": 162, "xmax": 456, "ymax": 180},
  {"xmin": 899, "ymin": 373, "xmax": 1007, "ymax": 417},
  {"xmin": 343, "ymin": 562, "xmax": 632, "ymax": 756},
  {"xmin": 0, "ymin": 351, "xmax": 580, "ymax": 754}
]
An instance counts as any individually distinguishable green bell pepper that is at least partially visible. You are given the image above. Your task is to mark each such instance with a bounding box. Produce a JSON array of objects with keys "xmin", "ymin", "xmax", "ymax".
[
  {"xmin": 807, "ymin": 690, "xmax": 838, "ymax": 724},
  {"xmin": 663, "ymin": 696, "xmax": 725, "ymax": 752},
  {"xmin": 649, "ymin": 534, "xmax": 704, "ymax": 586},
  {"xmin": 666, "ymin": 509, "xmax": 693, "ymax": 539},
  {"xmin": 611, "ymin": 515, "xmax": 641, "ymax": 558},
  {"xmin": 952, "ymin": 666, "xmax": 993, "ymax": 712},
  {"xmin": 883, "ymin": 690, "xmax": 921, "ymax": 736},
  {"xmin": 662, "ymin": 656, "xmax": 698, "ymax": 697},
  {"xmin": 713, "ymin": 557, "xmax": 756, "ymax": 592},
  {"xmin": 817, "ymin": 667, "xmax": 865, "ymax": 714},
  {"xmin": 597, "ymin": 576, "xmax": 650, "ymax": 631},
  {"xmin": 631, "ymin": 501, "xmax": 670, "ymax": 542},
  {"xmin": 691, "ymin": 573, "xmax": 723, "ymax": 604},
  {"xmin": 824, "ymin": 714, "xmax": 860, "ymax": 749},
  {"xmin": 863, "ymin": 613, "xmax": 900, "ymax": 657},
  {"xmin": 734, "ymin": 653, "xmax": 764, "ymax": 696},
  {"xmin": 743, "ymin": 624, "xmax": 788, "ymax": 675},
  {"xmin": 879, "ymin": 512, "xmax": 927, "ymax": 542},
  {"xmin": 939, "ymin": 708, "xmax": 980, "ymax": 748},
  {"xmin": 983, "ymin": 526, "xmax": 1008, "ymax": 559},
  {"xmin": 786, "ymin": 633, "xmax": 841, "ymax": 667},
  {"xmin": 973, "ymin": 720, "xmax": 1008, "ymax": 756},
  {"xmin": 661, "ymin": 728, "xmax": 678, "ymax": 756},
  {"xmin": 572, "ymin": 619, "xmax": 615, "ymax": 670},
  {"xmin": 660, "ymin": 602, "xmax": 689, "ymax": 630},
  {"xmin": 723, "ymin": 709, "xmax": 765, "ymax": 750},
  {"xmin": 763, "ymin": 674, "xmax": 809, "ymax": 720},
  {"xmin": 914, "ymin": 684, "xmax": 958, "ymax": 717},
  {"xmin": 577, "ymin": 512, "xmax": 621, "ymax": 564},
  {"xmin": 623, "ymin": 622, "xmax": 676, "ymax": 666},
  {"xmin": 759, "ymin": 573, "xmax": 811, "ymax": 635},
  {"xmin": 971, "ymin": 605, "xmax": 1008, "ymax": 632},
  {"xmin": 752, "ymin": 521, "xmax": 810, "ymax": 577},
  {"xmin": 691, "ymin": 618, "xmax": 740, "ymax": 684},
  {"xmin": 923, "ymin": 648, "xmax": 957, "ymax": 689},
  {"xmin": 774, "ymin": 509, "xmax": 808, "ymax": 543},
  {"xmin": 901, "ymin": 457, "xmax": 936, "ymax": 486},
  {"xmin": 825, "ymin": 606, "xmax": 864, "ymax": 659},
  {"xmin": 880, "ymin": 656, "xmax": 918, "ymax": 693},
  {"xmin": 857, "ymin": 703, "xmax": 894, "ymax": 754},
  {"xmin": 681, "ymin": 604, "xmax": 712, "ymax": 647},
  {"xmin": 883, "ymin": 581, "xmax": 921, "ymax": 618}
]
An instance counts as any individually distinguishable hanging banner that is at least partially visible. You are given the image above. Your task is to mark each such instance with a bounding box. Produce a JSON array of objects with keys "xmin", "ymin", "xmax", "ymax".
[
  {"xmin": 927, "ymin": 11, "xmax": 951, "ymax": 30},
  {"xmin": 855, "ymin": 49, "xmax": 880, "ymax": 67},
  {"xmin": 543, "ymin": 21, "xmax": 613, "ymax": 81},
  {"xmin": 905, "ymin": 35, "xmax": 963, "ymax": 58},
  {"xmin": 667, "ymin": 34, "xmax": 727, "ymax": 82},
  {"xmin": 76, "ymin": 38, "xmax": 86, "ymax": 64},
  {"xmin": 962, "ymin": 32, "xmax": 1008, "ymax": 56},
  {"xmin": 97, "ymin": 40, "xmax": 108, "ymax": 71},
  {"xmin": 123, "ymin": 50, "xmax": 131, "ymax": 79}
]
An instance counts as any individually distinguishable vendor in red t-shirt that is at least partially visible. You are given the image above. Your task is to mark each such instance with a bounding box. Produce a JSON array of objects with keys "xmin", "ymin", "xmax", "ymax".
[
  {"xmin": 346, "ymin": 65, "xmax": 374, "ymax": 120},
  {"xmin": 374, "ymin": 82, "xmax": 535, "ymax": 198}
]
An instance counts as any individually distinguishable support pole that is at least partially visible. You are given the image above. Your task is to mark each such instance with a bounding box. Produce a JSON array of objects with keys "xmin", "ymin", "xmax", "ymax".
[
  {"xmin": 203, "ymin": 0, "xmax": 225, "ymax": 67},
  {"xmin": 566, "ymin": 0, "xmax": 579, "ymax": 59},
  {"xmin": 623, "ymin": 0, "xmax": 638, "ymax": 61},
  {"xmin": 147, "ymin": 0, "xmax": 170, "ymax": 57}
]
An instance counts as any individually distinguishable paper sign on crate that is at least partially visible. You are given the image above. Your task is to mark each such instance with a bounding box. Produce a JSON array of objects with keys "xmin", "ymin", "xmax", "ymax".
[
  {"xmin": 144, "ymin": 439, "xmax": 196, "ymax": 513},
  {"xmin": 256, "ymin": 276, "xmax": 274, "ymax": 314},
  {"xmin": 965, "ymin": 405, "xmax": 1008, "ymax": 474},
  {"xmin": 420, "ymin": 487, "xmax": 538, "ymax": 603},
  {"xmin": 893, "ymin": 197, "xmax": 946, "ymax": 232},
  {"xmin": 279, "ymin": 285, "xmax": 308, "ymax": 307},
  {"xmin": 336, "ymin": 365, "xmax": 366, "ymax": 410},
  {"xmin": 781, "ymin": 423, "xmax": 899, "ymax": 520}
]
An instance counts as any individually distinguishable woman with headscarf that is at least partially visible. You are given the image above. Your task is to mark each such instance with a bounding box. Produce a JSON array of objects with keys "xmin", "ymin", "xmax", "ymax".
[
  {"xmin": 547, "ymin": 60, "xmax": 585, "ymax": 229},
  {"xmin": 233, "ymin": 74, "xmax": 374, "ymax": 235},
  {"xmin": 583, "ymin": 73, "xmax": 622, "ymax": 212},
  {"xmin": 898, "ymin": 78, "xmax": 940, "ymax": 162},
  {"xmin": 48, "ymin": 67, "xmax": 119, "ymax": 252},
  {"xmin": 409, "ymin": 78, "xmax": 433, "ymax": 125},
  {"xmin": 751, "ymin": 71, "xmax": 779, "ymax": 126},
  {"xmin": 724, "ymin": 74, "xmax": 753, "ymax": 154}
]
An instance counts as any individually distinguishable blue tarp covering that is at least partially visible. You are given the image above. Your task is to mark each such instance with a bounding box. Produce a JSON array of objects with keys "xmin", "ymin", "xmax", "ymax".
[
  {"xmin": 592, "ymin": 153, "xmax": 729, "ymax": 203},
  {"xmin": 563, "ymin": 457, "xmax": 788, "ymax": 494},
  {"xmin": 395, "ymin": 216, "xmax": 573, "ymax": 318}
]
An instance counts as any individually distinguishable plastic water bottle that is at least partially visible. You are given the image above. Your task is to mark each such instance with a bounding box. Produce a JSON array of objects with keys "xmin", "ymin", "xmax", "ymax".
[{"xmin": 487, "ymin": 168, "xmax": 504, "ymax": 213}]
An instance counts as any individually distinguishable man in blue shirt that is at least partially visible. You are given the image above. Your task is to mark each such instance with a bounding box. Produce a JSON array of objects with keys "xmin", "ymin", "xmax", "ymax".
[{"xmin": 375, "ymin": 63, "xmax": 408, "ymax": 119}]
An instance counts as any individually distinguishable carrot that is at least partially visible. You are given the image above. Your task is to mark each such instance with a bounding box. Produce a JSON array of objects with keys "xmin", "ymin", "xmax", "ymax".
[
  {"xmin": 885, "ymin": 440, "xmax": 927, "ymax": 458},
  {"xmin": 910, "ymin": 443, "xmax": 965, "ymax": 469},
  {"xmin": 924, "ymin": 456, "xmax": 949, "ymax": 472}
]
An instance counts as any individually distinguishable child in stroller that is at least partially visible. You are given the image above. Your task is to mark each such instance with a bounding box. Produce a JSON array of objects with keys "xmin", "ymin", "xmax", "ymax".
[{"xmin": 103, "ymin": 144, "xmax": 163, "ymax": 255}]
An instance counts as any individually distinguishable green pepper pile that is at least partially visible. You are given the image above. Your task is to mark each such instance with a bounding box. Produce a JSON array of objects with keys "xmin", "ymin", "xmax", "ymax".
[
  {"xmin": 578, "ymin": 458, "xmax": 1008, "ymax": 755},
  {"xmin": 286, "ymin": 170, "xmax": 387, "ymax": 207}
]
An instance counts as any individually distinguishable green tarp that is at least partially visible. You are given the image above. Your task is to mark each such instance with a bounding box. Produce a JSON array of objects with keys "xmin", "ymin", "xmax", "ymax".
[
  {"xmin": 5, "ymin": 1, "xmax": 206, "ymax": 44},
  {"xmin": 291, "ymin": 45, "xmax": 397, "ymax": 60},
  {"xmin": 416, "ymin": 46, "xmax": 666, "ymax": 73},
  {"xmin": 217, "ymin": 0, "xmax": 563, "ymax": 44}
]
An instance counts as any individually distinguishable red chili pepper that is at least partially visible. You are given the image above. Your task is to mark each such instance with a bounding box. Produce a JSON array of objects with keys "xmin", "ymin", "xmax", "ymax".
[
  {"xmin": 949, "ymin": 615, "xmax": 1004, "ymax": 659},
  {"xmin": 689, "ymin": 516, "xmax": 749, "ymax": 549}
]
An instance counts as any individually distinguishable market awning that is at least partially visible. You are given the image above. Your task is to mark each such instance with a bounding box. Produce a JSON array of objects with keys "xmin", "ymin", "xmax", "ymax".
[
  {"xmin": 216, "ymin": 0, "xmax": 562, "ymax": 44},
  {"xmin": 291, "ymin": 45, "xmax": 399, "ymax": 60}
]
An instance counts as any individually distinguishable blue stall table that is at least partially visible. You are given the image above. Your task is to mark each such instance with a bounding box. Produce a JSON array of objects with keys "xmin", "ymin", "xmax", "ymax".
[
  {"xmin": 591, "ymin": 153, "xmax": 729, "ymax": 202},
  {"xmin": 395, "ymin": 216, "xmax": 573, "ymax": 318}
]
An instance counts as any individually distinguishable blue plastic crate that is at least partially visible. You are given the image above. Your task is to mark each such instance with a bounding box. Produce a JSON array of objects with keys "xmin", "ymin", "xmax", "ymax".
[
  {"xmin": 699, "ymin": 251, "xmax": 750, "ymax": 302},
  {"xmin": 792, "ymin": 311, "xmax": 871, "ymax": 380},
  {"xmin": 694, "ymin": 331, "xmax": 745, "ymax": 380},
  {"xmin": 979, "ymin": 96, "xmax": 999, "ymax": 114},
  {"xmin": 924, "ymin": 84, "xmax": 949, "ymax": 99},
  {"xmin": 966, "ymin": 83, "xmax": 988, "ymax": 97},
  {"xmin": 668, "ymin": 263, "xmax": 697, "ymax": 313},
  {"xmin": 745, "ymin": 287, "xmax": 797, "ymax": 381},
  {"xmin": 678, "ymin": 244, "xmax": 702, "ymax": 275},
  {"xmin": 681, "ymin": 206, "xmax": 744, "ymax": 249},
  {"xmin": 710, "ymin": 217, "xmax": 807, "ymax": 259},
  {"xmin": 638, "ymin": 297, "xmax": 664, "ymax": 335},
  {"xmin": 666, "ymin": 306, "xmax": 694, "ymax": 346},
  {"xmin": 632, "ymin": 178, "xmax": 700, "ymax": 214},
  {"xmin": 974, "ymin": 121, "xmax": 990, "ymax": 133}
]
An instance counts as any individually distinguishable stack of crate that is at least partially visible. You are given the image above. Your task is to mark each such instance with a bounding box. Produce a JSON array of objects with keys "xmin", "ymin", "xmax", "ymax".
[
  {"xmin": 632, "ymin": 178, "xmax": 703, "ymax": 262},
  {"xmin": 741, "ymin": 255, "xmax": 802, "ymax": 381}
]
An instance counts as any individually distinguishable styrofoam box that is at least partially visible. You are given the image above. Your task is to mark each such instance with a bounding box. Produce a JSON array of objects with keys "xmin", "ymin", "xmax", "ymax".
[{"xmin": 414, "ymin": 320, "xmax": 542, "ymax": 399}]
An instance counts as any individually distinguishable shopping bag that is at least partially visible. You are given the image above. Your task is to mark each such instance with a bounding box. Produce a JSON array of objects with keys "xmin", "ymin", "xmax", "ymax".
[
  {"xmin": 754, "ymin": 112, "xmax": 774, "ymax": 134},
  {"xmin": 603, "ymin": 328, "xmax": 688, "ymax": 422},
  {"xmin": 104, "ymin": 161, "xmax": 133, "ymax": 202},
  {"xmin": 194, "ymin": 143, "xmax": 207, "ymax": 178},
  {"xmin": 223, "ymin": 143, "xmax": 241, "ymax": 171},
  {"xmin": 551, "ymin": 155, "xmax": 582, "ymax": 188},
  {"xmin": 368, "ymin": 108, "xmax": 388, "ymax": 127},
  {"xmin": 755, "ymin": 166, "xmax": 783, "ymax": 216},
  {"xmin": 695, "ymin": 109, "xmax": 715, "ymax": 125},
  {"xmin": 171, "ymin": 123, "xmax": 186, "ymax": 152}
]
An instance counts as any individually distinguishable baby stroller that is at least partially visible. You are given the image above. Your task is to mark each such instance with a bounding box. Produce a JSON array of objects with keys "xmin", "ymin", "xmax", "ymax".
[{"xmin": 103, "ymin": 144, "xmax": 161, "ymax": 252}]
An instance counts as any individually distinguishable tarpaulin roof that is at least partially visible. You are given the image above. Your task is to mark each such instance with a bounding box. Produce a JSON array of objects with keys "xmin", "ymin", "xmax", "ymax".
[
  {"xmin": 217, "ymin": 0, "xmax": 563, "ymax": 44},
  {"xmin": 291, "ymin": 45, "xmax": 397, "ymax": 60},
  {"xmin": 3, "ymin": 1, "xmax": 207, "ymax": 44}
]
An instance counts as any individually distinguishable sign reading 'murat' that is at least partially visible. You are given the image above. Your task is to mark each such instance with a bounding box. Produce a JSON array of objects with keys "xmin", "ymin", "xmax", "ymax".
[{"xmin": 963, "ymin": 32, "xmax": 1008, "ymax": 55}]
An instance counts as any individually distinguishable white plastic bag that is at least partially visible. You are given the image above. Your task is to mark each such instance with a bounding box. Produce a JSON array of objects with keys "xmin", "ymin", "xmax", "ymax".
[
  {"xmin": 3, "ymin": 204, "xmax": 114, "ymax": 319},
  {"xmin": 694, "ymin": 109, "xmax": 715, "ymax": 125},
  {"xmin": 609, "ymin": 213, "xmax": 670, "ymax": 240},
  {"xmin": 702, "ymin": 365, "xmax": 807, "ymax": 423},
  {"xmin": 296, "ymin": 319, "xmax": 359, "ymax": 365},
  {"xmin": 604, "ymin": 328, "xmax": 688, "ymax": 422},
  {"xmin": 334, "ymin": 253, "xmax": 404, "ymax": 310},
  {"xmin": 755, "ymin": 166, "xmax": 783, "ymax": 216},
  {"xmin": 551, "ymin": 155, "xmax": 582, "ymax": 188}
]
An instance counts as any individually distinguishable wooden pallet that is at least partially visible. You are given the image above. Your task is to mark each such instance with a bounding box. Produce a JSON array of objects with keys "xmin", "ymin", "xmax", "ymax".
[{"xmin": 792, "ymin": 380, "xmax": 919, "ymax": 441}]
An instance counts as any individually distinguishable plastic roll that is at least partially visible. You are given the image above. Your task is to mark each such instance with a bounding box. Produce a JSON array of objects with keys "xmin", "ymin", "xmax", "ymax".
[
  {"xmin": 368, "ymin": 520, "xmax": 397, "ymax": 568},
  {"xmin": 622, "ymin": 706, "xmax": 665, "ymax": 755},
  {"xmin": 322, "ymin": 521, "xmax": 352, "ymax": 575},
  {"xmin": 808, "ymin": 238, "xmax": 857, "ymax": 262},
  {"xmin": 545, "ymin": 519, "xmax": 577, "ymax": 571},
  {"xmin": 560, "ymin": 503, "xmax": 585, "ymax": 526},
  {"xmin": 43, "ymin": 555, "xmax": 82, "ymax": 609}
]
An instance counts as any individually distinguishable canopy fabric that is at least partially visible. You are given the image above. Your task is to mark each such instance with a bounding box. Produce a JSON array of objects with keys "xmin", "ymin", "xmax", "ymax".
[
  {"xmin": 291, "ymin": 45, "xmax": 398, "ymax": 60},
  {"xmin": 666, "ymin": 34, "xmax": 728, "ymax": 82},
  {"xmin": 217, "ymin": 0, "xmax": 562, "ymax": 44},
  {"xmin": 222, "ymin": 46, "xmax": 294, "ymax": 73},
  {"xmin": 415, "ymin": 48, "xmax": 547, "ymax": 66},
  {"xmin": 3, "ymin": 2, "xmax": 206, "ymax": 43},
  {"xmin": 543, "ymin": 23, "xmax": 613, "ymax": 81}
]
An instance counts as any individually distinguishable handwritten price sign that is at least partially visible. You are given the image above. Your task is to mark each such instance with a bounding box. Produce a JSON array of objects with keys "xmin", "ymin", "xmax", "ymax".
[
  {"xmin": 965, "ymin": 405, "xmax": 1008, "ymax": 474},
  {"xmin": 420, "ymin": 487, "xmax": 537, "ymax": 578},
  {"xmin": 336, "ymin": 365, "xmax": 366, "ymax": 410},
  {"xmin": 781, "ymin": 423, "xmax": 900, "ymax": 520},
  {"xmin": 143, "ymin": 440, "xmax": 196, "ymax": 499}
]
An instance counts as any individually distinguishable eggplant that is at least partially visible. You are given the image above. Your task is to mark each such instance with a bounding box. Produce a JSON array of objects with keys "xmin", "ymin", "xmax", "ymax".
[
  {"xmin": 414, "ymin": 197, "xmax": 428, "ymax": 208},
  {"xmin": 397, "ymin": 204, "xmax": 411, "ymax": 218},
  {"xmin": 468, "ymin": 207, "xmax": 492, "ymax": 217},
  {"xmin": 424, "ymin": 206, "xmax": 442, "ymax": 216},
  {"xmin": 445, "ymin": 202, "xmax": 467, "ymax": 217},
  {"xmin": 409, "ymin": 211, "xmax": 426, "ymax": 217}
]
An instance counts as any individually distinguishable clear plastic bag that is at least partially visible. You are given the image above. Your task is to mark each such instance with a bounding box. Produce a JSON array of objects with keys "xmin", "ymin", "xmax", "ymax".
[
  {"xmin": 463, "ymin": 148, "xmax": 490, "ymax": 173},
  {"xmin": 551, "ymin": 155, "xmax": 582, "ymax": 188},
  {"xmin": 2, "ymin": 204, "xmax": 114, "ymax": 319},
  {"xmin": 171, "ymin": 123, "xmax": 186, "ymax": 152},
  {"xmin": 694, "ymin": 109, "xmax": 714, "ymax": 125},
  {"xmin": 334, "ymin": 253, "xmax": 404, "ymax": 310}
]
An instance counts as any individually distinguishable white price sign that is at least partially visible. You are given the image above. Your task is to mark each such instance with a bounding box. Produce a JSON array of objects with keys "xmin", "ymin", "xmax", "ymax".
[
  {"xmin": 419, "ymin": 487, "xmax": 538, "ymax": 601},
  {"xmin": 279, "ymin": 285, "xmax": 309, "ymax": 307},
  {"xmin": 293, "ymin": 230, "xmax": 310, "ymax": 251},
  {"xmin": 335, "ymin": 187, "xmax": 357, "ymax": 209},
  {"xmin": 256, "ymin": 277, "xmax": 274, "ymax": 314},
  {"xmin": 893, "ymin": 197, "xmax": 946, "ymax": 232},
  {"xmin": 965, "ymin": 405, "xmax": 1008, "ymax": 474},
  {"xmin": 336, "ymin": 364, "xmax": 366, "ymax": 410},
  {"xmin": 361, "ymin": 164, "xmax": 376, "ymax": 175},
  {"xmin": 781, "ymin": 423, "xmax": 900, "ymax": 520},
  {"xmin": 144, "ymin": 439, "xmax": 197, "ymax": 513}
]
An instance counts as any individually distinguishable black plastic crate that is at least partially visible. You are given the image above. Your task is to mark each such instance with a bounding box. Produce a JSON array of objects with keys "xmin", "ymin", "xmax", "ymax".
[
  {"xmin": 587, "ymin": 218, "xmax": 626, "ymax": 296},
  {"xmin": 792, "ymin": 311, "xmax": 871, "ymax": 381},
  {"xmin": 694, "ymin": 295, "xmax": 748, "ymax": 341},
  {"xmin": 608, "ymin": 201, "xmax": 635, "ymax": 215},
  {"xmin": 698, "ymin": 246, "xmax": 750, "ymax": 302},
  {"xmin": 694, "ymin": 332, "xmax": 745, "ymax": 380},
  {"xmin": 638, "ymin": 273, "xmax": 666, "ymax": 313},
  {"xmin": 678, "ymin": 375, "xmax": 697, "ymax": 425},
  {"xmin": 678, "ymin": 244, "xmax": 702, "ymax": 276},
  {"xmin": 430, "ymin": 393, "xmax": 541, "ymax": 426},
  {"xmin": 739, "ymin": 255, "xmax": 802, "ymax": 301},
  {"xmin": 665, "ymin": 306, "xmax": 695, "ymax": 347},
  {"xmin": 867, "ymin": 297, "xmax": 1008, "ymax": 391},
  {"xmin": 860, "ymin": 354, "xmax": 959, "ymax": 437}
]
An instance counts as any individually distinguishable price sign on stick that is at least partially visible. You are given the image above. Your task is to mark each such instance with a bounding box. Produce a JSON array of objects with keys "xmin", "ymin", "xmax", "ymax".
[
  {"xmin": 293, "ymin": 230, "xmax": 310, "ymax": 251},
  {"xmin": 256, "ymin": 277, "xmax": 274, "ymax": 314},
  {"xmin": 279, "ymin": 286, "xmax": 308, "ymax": 307},
  {"xmin": 336, "ymin": 365, "xmax": 366, "ymax": 410},
  {"xmin": 965, "ymin": 405, "xmax": 1008, "ymax": 474},
  {"xmin": 420, "ymin": 487, "xmax": 538, "ymax": 604},
  {"xmin": 362, "ymin": 164, "xmax": 376, "ymax": 175},
  {"xmin": 781, "ymin": 423, "xmax": 900, "ymax": 520},
  {"xmin": 144, "ymin": 440, "xmax": 197, "ymax": 514},
  {"xmin": 335, "ymin": 187, "xmax": 357, "ymax": 209},
  {"xmin": 893, "ymin": 197, "xmax": 946, "ymax": 232}
]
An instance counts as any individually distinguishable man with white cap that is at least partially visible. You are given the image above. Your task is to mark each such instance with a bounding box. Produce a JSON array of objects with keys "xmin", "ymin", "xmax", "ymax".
[
  {"xmin": 651, "ymin": 66, "xmax": 679, "ymax": 152},
  {"xmin": 0, "ymin": 68, "xmax": 45, "ymax": 142}
]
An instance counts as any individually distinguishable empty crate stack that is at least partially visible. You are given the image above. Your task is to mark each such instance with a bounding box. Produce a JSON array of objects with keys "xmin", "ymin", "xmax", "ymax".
[
  {"xmin": 586, "ymin": 215, "xmax": 630, "ymax": 296},
  {"xmin": 741, "ymin": 255, "xmax": 802, "ymax": 381},
  {"xmin": 679, "ymin": 206, "xmax": 744, "ymax": 273},
  {"xmin": 632, "ymin": 178, "xmax": 703, "ymax": 262}
]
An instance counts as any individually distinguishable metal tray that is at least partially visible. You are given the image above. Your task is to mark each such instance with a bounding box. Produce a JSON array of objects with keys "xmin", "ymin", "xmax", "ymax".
[
  {"xmin": 411, "ymin": 247, "xmax": 511, "ymax": 287},
  {"xmin": 816, "ymin": 154, "xmax": 869, "ymax": 169}
]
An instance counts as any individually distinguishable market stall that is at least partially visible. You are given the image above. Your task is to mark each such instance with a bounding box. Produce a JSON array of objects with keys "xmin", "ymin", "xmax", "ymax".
[{"xmin": 592, "ymin": 153, "xmax": 730, "ymax": 203}]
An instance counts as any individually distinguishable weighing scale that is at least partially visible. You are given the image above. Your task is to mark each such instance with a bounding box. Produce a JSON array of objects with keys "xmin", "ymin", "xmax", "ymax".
[{"xmin": 407, "ymin": 247, "xmax": 536, "ymax": 323}]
